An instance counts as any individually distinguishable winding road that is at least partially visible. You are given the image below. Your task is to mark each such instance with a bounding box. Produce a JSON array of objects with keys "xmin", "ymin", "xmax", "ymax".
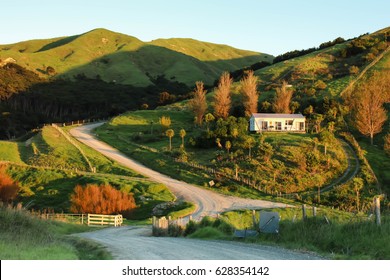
[
  {"xmin": 70, "ymin": 123, "xmax": 290, "ymax": 219},
  {"xmin": 70, "ymin": 123, "xmax": 325, "ymax": 260}
]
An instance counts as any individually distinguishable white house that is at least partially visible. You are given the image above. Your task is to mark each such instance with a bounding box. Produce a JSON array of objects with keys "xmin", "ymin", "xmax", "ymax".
[{"xmin": 249, "ymin": 113, "xmax": 306, "ymax": 133}]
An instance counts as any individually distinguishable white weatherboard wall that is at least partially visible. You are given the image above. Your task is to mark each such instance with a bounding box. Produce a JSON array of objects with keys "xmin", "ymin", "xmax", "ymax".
[{"xmin": 250, "ymin": 113, "xmax": 306, "ymax": 132}]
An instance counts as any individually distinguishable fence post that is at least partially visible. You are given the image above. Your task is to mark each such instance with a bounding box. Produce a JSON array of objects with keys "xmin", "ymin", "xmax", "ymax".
[
  {"xmin": 87, "ymin": 214, "xmax": 90, "ymax": 226},
  {"xmin": 252, "ymin": 210, "xmax": 257, "ymax": 228},
  {"xmin": 313, "ymin": 207, "xmax": 317, "ymax": 217},
  {"xmin": 374, "ymin": 197, "xmax": 381, "ymax": 226},
  {"xmin": 302, "ymin": 204, "xmax": 307, "ymax": 220}
]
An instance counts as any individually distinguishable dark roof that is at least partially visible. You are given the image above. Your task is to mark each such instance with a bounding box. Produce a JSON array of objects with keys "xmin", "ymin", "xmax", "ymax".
[{"xmin": 251, "ymin": 113, "xmax": 305, "ymax": 119}]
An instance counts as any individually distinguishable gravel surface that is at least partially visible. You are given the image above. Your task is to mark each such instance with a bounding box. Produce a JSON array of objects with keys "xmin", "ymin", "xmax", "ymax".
[
  {"xmin": 70, "ymin": 123, "xmax": 291, "ymax": 220},
  {"xmin": 75, "ymin": 226, "xmax": 323, "ymax": 260}
]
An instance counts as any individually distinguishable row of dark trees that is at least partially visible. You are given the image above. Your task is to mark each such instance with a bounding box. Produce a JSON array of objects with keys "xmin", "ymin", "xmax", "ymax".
[{"xmin": 0, "ymin": 64, "xmax": 191, "ymax": 139}]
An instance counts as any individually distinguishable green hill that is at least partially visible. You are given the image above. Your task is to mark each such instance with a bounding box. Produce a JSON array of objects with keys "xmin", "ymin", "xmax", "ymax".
[
  {"xmin": 255, "ymin": 26, "xmax": 390, "ymax": 100},
  {"xmin": 0, "ymin": 28, "xmax": 272, "ymax": 87}
]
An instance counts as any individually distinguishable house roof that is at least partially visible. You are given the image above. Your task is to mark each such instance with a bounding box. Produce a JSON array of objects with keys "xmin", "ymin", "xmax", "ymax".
[{"xmin": 251, "ymin": 113, "xmax": 305, "ymax": 119}]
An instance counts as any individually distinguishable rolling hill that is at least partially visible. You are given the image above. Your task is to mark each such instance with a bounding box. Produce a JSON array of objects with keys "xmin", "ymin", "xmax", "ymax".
[{"xmin": 0, "ymin": 28, "xmax": 272, "ymax": 87}]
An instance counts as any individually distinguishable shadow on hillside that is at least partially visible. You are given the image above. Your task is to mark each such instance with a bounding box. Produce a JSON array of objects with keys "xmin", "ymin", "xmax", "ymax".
[
  {"xmin": 36, "ymin": 35, "xmax": 81, "ymax": 53},
  {"xmin": 59, "ymin": 44, "xmax": 268, "ymax": 86},
  {"xmin": 0, "ymin": 44, "xmax": 270, "ymax": 139}
]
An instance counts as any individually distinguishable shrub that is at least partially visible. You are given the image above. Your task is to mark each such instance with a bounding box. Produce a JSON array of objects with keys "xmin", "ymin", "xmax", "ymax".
[
  {"xmin": 70, "ymin": 184, "xmax": 136, "ymax": 214},
  {"xmin": 184, "ymin": 220, "xmax": 198, "ymax": 236},
  {"xmin": 0, "ymin": 165, "xmax": 20, "ymax": 203}
]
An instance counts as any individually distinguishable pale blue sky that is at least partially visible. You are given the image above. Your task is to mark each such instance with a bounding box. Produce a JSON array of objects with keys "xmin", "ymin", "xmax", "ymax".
[{"xmin": 2, "ymin": 0, "xmax": 389, "ymax": 55}]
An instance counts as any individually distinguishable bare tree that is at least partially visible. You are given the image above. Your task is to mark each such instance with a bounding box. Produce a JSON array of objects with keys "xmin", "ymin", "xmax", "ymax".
[
  {"xmin": 240, "ymin": 70, "xmax": 259, "ymax": 117},
  {"xmin": 273, "ymin": 80, "xmax": 293, "ymax": 113},
  {"xmin": 354, "ymin": 75, "xmax": 388, "ymax": 145},
  {"xmin": 214, "ymin": 72, "xmax": 232, "ymax": 119},
  {"xmin": 189, "ymin": 81, "xmax": 207, "ymax": 126}
]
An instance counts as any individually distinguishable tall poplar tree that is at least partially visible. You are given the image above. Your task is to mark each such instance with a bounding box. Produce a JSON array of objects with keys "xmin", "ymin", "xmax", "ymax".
[
  {"xmin": 240, "ymin": 70, "xmax": 259, "ymax": 117},
  {"xmin": 214, "ymin": 72, "xmax": 232, "ymax": 119}
]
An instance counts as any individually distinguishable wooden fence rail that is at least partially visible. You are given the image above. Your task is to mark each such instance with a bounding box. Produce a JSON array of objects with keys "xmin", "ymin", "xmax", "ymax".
[{"xmin": 87, "ymin": 214, "xmax": 123, "ymax": 227}]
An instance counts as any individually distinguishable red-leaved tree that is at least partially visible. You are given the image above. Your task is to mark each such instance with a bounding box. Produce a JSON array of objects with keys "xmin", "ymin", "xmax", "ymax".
[
  {"xmin": 70, "ymin": 184, "xmax": 136, "ymax": 214},
  {"xmin": 0, "ymin": 165, "xmax": 20, "ymax": 203}
]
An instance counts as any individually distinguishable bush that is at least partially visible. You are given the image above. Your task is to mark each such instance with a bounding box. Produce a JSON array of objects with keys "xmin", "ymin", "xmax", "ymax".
[
  {"xmin": 184, "ymin": 220, "xmax": 198, "ymax": 236},
  {"xmin": 70, "ymin": 184, "xmax": 136, "ymax": 214},
  {"xmin": 0, "ymin": 165, "xmax": 19, "ymax": 203}
]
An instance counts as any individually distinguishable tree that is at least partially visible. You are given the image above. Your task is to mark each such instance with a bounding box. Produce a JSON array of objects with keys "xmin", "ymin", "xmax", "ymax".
[
  {"xmin": 349, "ymin": 65, "xmax": 359, "ymax": 75},
  {"xmin": 273, "ymin": 80, "xmax": 293, "ymax": 113},
  {"xmin": 241, "ymin": 135, "xmax": 256, "ymax": 158},
  {"xmin": 179, "ymin": 128, "xmax": 186, "ymax": 149},
  {"xmin": 216, "ymin": 138, "xmax": 222, "ymax": 149},
  {"xmin": 166, "ymin": 129, "xmax": 175, "ymax": 151},
  {"xmin": 204, "ymin": 113, "xmax": 215, "ymax": 133},
  {"xmin": 225, "ymin": 140, "xmax": 232, "ymax": 154},
  {"xmin": 158, "ymin": 92, "xmax": 175, "ymax": 105},
  {"xmin": 159, "ymin": 116, "xmax": 171, "ymax": 132},
  {"xmin": 312, "ymin": 113, "xmax": 324, "ymax": 133},
  {"xmin": 189, "ymin": 81, "xmax": 207, "ymax": 126},
  {"xmin": 70, "ymin": 184, "xmax": 135, "ymax": 214},
  {"xmin": 319, "ymin": 130, "xmax": 335, "ymax": 155},
  {"xmin": 240, "ymin": 70, "xmax": 259, "ymax": 117},
  {"xmin": 354, "ymin": 75, "xmax": 388, "ymax": 145},
  {"xmin": 214, "ymin": 72, "xmax": 232, "ymax": 119},
  {"xmin": 0, "ymin": 165, "xmax": 19, "ymax": 203}
]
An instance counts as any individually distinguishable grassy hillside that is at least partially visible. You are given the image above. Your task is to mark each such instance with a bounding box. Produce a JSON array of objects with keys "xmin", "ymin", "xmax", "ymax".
[
  {"xmin": 0, "ymin": 28, "xmax": 271, "ymax": 86},
  {"xmin": 255, "ymin": 27, "xmax": 390, "ymax": 100},
  {"xmin": 0, "ymin": 126, "xmax": 179, "ymax": 218},
  {"xmin": 95, "ymin": 109, "xmax": 348, "ymax": 201},
  {"xmin": 0, "ymin": 206, "xmax": 110, "ymax": 259}
]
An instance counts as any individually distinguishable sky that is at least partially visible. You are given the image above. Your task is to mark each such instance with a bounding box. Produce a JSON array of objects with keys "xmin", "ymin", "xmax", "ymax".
[{"xmin": 1, "ymin": 0, "xmax": 389, "ymax": 56}]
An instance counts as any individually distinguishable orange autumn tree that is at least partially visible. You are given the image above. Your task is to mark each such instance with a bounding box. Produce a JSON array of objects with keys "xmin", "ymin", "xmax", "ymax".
[
  {"xmin": 0, "ymin": 165, "xmax": 20, "ymax": 203},
  {"xmin": 70, "ymin": 184, "xmax": 136, "ymax": 214}
]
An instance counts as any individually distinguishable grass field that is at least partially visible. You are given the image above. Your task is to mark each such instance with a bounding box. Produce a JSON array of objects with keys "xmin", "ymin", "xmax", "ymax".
[{"xmin": 0, "ymin": 206, "xmax": 111, "ymax": 260}]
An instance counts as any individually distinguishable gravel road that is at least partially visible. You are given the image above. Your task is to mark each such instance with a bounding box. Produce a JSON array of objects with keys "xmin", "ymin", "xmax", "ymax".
[
  {"xmin": 70, "ymin": 123, "xmax": 290, "ymax": 219},
  {"xmin": 75, "ymin": 226, "xmax": 322, "ymax": 260},
  {"xmin": 70, "ymin": 123, "xmax": 322, "ymax": 260}
]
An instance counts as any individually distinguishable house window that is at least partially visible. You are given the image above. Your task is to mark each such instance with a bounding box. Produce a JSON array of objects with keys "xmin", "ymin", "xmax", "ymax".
[
  {"xmin": 276, "ymin": 122, "xmax": 282, "ymax": 130},
  {"xmin": 285, "ymin": 120, "xmax": 293, "ymax": 126},
  {"xmin": 299, "ymin": 122, "xmax": 305, "ymax": 131},
  {"xmin": 262, "ymin": 121, "xmax": 268, "ymax": 130}
]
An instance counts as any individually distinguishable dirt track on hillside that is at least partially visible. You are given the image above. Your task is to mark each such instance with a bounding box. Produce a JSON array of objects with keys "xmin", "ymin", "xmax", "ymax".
[{"xmin": 70, "ymin": 123, "xmax": 290, "ymax": 219}]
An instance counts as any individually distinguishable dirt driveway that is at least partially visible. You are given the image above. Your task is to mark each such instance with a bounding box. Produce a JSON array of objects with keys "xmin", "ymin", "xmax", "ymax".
[{"xmin": 70, "ymin": 123, "xmax": 290, "ymax": 219}]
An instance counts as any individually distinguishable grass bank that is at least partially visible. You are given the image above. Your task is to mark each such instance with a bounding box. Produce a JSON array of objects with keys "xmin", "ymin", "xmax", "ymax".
[
  {"xmin": 210, "ymin": 208, "xmax": 390, "ymax": 259},
  {"xmin": 0, "ymin": 207, "xmax": 111, "ymax": 260}
]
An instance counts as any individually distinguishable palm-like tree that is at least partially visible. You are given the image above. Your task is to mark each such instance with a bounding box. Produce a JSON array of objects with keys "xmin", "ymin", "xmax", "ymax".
[
  {"xmin": 179, "ymin": 128, "xmax": 186, "ymax": 148},
  {"xmin": 166, "ymin": 129, "xmax": 174, "ymax": 151}
]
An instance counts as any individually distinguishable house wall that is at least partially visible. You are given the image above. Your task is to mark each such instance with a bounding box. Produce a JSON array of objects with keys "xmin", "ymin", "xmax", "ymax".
[{"xmin": 250, "ymin": 117, "xmax": 305, "ymax": 132}]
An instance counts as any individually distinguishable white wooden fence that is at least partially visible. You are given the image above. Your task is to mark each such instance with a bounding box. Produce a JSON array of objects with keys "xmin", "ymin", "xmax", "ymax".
[{"xmin": 87, "ymin": 214, "xmax": 123, "ymax": 227}]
